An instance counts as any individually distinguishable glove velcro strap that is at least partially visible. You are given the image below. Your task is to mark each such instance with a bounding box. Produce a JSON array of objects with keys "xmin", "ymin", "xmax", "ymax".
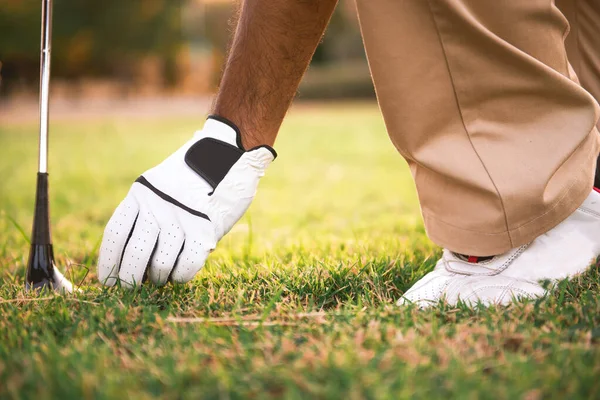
[{"xmin": 185, "ymin": 138, "xmax": 244, "ymax": 190}]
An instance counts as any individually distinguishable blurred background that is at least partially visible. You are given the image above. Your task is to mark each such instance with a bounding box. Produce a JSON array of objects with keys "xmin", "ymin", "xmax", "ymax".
[{"xmin": 0, "ymin": 0, "xmax": 375, "ymax": 119}]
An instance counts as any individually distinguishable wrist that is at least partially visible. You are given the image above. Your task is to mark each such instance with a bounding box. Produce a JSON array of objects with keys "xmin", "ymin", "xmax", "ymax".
[
  {"xmin": 196, "ymin": 116, "xmax": 240, "ymax": 148},
  {"xmin": 184, "ymin": 116, "xmax": 276, "ymax": 192},
  {"xmin": 203, "ymin": 115, "xmax": 277, "ymax": 158}
]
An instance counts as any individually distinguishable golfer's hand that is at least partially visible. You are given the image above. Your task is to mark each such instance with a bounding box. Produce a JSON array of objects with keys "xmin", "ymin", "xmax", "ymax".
[{"xmin": 97, "ymin": 116, "xmax": 276, "ymax": 288}]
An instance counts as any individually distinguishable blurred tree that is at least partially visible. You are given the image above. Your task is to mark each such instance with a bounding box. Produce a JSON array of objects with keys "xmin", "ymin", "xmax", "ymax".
[
  {"xmin": 0, "ymin": 0, "xmax": 371, "ymax": 98},
  {"xmin": 0, "ymin": 0, "xmax": 183, "ymax": 93}
]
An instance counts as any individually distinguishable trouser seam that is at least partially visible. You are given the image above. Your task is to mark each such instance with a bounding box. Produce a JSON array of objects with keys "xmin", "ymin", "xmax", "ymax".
[{"xmin": 424, "ymin": 0, "xmax": 512, "ymax": 248}]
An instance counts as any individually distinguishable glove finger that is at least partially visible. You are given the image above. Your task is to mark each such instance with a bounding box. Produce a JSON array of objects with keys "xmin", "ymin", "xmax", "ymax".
[
  {"xmin": 118, "ymin": 205, "xmax": 160, "ymax": 289},
  {"xmin": 135, "ymin": 188, "xmax": 186, "ymax": 286},
  {"xmin": 98, "ymin": 194, "xmax": 139, "ymax": 287},
  {"xmin": 169, "ymin": 210, "xmax": 215, "ymax": 284},
  {"xmin": 169, "ymin": 239, "xmax": 211, "ymax": 284},
  {"xmin": 147, "ymin": 219, "xmax": 185, "ymax": 286}
]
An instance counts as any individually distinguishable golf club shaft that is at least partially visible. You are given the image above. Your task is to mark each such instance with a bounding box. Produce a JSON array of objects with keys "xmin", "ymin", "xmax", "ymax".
[{"xmin": 38, "ymin": 0, "xmax": 53, "ymax": 174}]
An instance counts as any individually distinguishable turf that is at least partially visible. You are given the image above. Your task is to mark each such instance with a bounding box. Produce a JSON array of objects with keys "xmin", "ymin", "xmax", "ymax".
[{"xmin": 1, "ymin": 103, "xmax": 599, "ymax": 399}]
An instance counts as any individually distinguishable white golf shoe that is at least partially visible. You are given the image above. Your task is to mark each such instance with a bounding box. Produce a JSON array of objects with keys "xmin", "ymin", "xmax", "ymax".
[{"xmin": 398, "ymin": 189, "xmax": 600, "ymax": 307}]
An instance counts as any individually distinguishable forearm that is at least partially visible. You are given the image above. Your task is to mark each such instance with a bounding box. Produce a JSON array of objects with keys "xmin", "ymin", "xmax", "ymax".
[{"xmin": 212, "ymin": 0, "xmax": 338, "ymax": 148}]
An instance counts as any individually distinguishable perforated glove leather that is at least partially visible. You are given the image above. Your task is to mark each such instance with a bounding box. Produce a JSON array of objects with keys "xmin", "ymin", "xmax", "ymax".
[{"xmin": 97, "ymin": 116, "xmax": 276, "ymax": 288}]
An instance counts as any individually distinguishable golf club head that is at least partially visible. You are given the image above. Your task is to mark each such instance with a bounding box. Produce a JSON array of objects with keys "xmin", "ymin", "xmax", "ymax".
[
  {"xmin": 26, "ymin": 243, "xmax": 75, "ymax": 293},
  {"xmin": 25, "ymin": 173, "xmax": 77, "ymax": 294}
]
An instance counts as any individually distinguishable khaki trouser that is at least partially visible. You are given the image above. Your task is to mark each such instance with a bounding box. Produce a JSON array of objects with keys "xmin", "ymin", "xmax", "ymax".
[{"xmin": 356, "ymin": 0, "xmax": 600, "ymax": 256}]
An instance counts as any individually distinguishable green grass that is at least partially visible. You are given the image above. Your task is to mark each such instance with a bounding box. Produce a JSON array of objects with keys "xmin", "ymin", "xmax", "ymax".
[{"xmin": 1, "ymin": 103, "xmax": 600, "ymax": 399}]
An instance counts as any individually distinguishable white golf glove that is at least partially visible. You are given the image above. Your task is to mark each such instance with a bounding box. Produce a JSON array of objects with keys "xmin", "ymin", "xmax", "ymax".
[{"xmin": 97, "ymin": 116, "xmax": 276, "ymax": 288}]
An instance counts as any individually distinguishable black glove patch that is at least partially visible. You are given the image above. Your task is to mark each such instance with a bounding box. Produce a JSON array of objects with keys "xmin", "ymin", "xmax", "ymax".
[{"xmin": 185, "ymin": 138, "xmax": 244, "ymax": 190}]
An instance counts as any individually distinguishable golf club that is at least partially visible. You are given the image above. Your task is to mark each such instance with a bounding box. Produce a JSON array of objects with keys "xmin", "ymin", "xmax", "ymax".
[{"xmin": 25, "ymin": 0, "xmax": 75, "ymax": 293}]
